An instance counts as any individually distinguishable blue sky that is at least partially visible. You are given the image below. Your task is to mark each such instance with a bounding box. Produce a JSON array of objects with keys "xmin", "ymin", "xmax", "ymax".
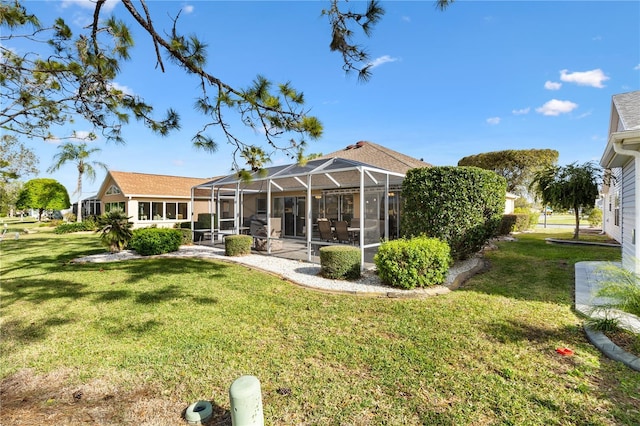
[{"xmin": 11, "ymin": 0, "xmax": 640, "ymax": 199}]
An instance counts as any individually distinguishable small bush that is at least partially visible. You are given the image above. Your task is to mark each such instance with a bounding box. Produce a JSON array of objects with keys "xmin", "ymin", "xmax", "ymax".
[
  {"xmin": 596, "ymin": 264, "xmax": 640, "ymax": 318},
  {"xmin": 499, "ymin": 214, "xmax": 530, "ymax": 234},
  {"xmin": 588, "ymin": 208, "xmax": 603, "ymax": 227},
  {"xmin": 130, "ymin": 228, "xmax": 182, "ymax": 256},
  {"xmin": 177, "ymin": 228, "xmax": 193, "ymax": 245},
  {"xmin": 374, "ymin": 236, "xmax": 451, "ymax": 289},
  {"xmin": 53, "ymin": 221, "xmax": 97, "ymax": 234},
  {"xmin": 225, "ymin": 235, "xmax": 252, "ymax": 256},
  {"xmin": 64, "ymin": 212, "xmax": 77, "ymax": 222},
  {"xmin": 320, "ymin": 245, "xmax": 361, "ymax": 280}
]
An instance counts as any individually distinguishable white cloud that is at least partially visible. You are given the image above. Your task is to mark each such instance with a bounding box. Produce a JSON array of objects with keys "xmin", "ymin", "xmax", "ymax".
[
  {"xmin": 183, "ymin": 5, "xmax": 194, "ymax": 14},
  {"xmin": 544, "ymin": 81, "xmax": 562, "ymax": 90},
  {"xmin": 512, "ymin": 107, "xmax": 530, "ymax": 115},
  {"xmin": 559, "ymin": 68, "xmax": 609, "ymax": 88},
  {"xmin": 62, "ymin": 0, "xmax": 118, "ymax": 12},
  {"xmin": 486, "ymin": 117, "xmax": 501, "ymax": 125},
  {"xmin": 401, "ymin": 16, "xmax": 411, "ymax": 23},
  {"xmin": 536, "ymin": 99, "xmax": 578, "ymax": 116},
  {"xmin": 634, "ymin": 64, "xmax": 640, "ymax": 71},
  {"xmin": 108, "ymin": 82, "xmax": 134, "ymax": 96},
  {"xmin": 368, "ymin": 55, "xmax": 398, "ymax": 69}
]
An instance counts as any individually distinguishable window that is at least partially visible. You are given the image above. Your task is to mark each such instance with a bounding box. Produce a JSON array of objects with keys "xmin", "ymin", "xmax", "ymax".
[
  {"xmin": 105, "ymin": 202, "xmax": 125, "ymax": 213},
  {"xmin": 256, "ymin": 198, "xmax": 267, "ymax": 214},
  {"xmin": 139, "ymin": 202, "xmax": 150, "ymax": 220},
  {"xmin": 152, "ymin": 202, "xmax": 163, "ymax": 220},
  {"xmin": 614, "ymin": 192, "xmax": 620, "ymax": 227},
  {"xmin": 105, "ymin": 185, "xmax": 121, "ymax": 195},
  {"xmin": 166, "ymin": 202, "xmax": 188, "ymax": 220}
]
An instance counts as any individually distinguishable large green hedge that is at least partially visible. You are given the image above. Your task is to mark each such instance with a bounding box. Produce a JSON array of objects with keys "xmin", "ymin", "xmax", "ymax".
[{"xmin": 401, "ymin": 166, "xmax": 506, "ymax": 260}]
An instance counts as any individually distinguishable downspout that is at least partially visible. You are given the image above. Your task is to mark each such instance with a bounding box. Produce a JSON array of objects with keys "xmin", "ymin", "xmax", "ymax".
[{"xmin": 612, "ymin": 140, "xmax": 640, "ymax": 272}]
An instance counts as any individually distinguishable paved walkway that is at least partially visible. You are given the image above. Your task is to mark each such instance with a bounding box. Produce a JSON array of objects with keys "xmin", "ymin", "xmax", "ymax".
[{"xmin": 575, "ymin": 261, "xmax": 640, "ymax": 371}]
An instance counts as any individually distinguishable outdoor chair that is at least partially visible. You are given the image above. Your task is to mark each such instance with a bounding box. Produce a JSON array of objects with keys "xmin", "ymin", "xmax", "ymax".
[
  {"xmin": 317, "ymin": 219, "xmax": 335, "ymax": 242},
  {"xmin": 334, "ymin": 220, "xmax": 352, "ymax": 244}
]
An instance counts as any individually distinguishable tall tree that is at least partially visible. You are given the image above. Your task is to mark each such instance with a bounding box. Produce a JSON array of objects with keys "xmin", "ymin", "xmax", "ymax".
[
  {"xmin": 1, "ymin": 1, "xmax": 454, "ymax": 172},
  {"xmin": 47, "ymin": 142, "xmax": 108, "ymax": 222},
  {"xmin": 458, "ymin": 149, "xmax": 559, "ymax": 196},
  {"xmin": 530, "ymin": 161, "xmax": 601, "ymax": 240},
  {"xmin": 0, "ymin": 134, "xmax": 39, "ymax": 182},
  {"xmin": 15, "ymin": 178, "xmax": 70, "ymax": 221}
]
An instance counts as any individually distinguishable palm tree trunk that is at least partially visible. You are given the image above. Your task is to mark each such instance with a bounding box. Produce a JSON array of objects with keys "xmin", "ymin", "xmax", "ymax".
[{"xmin": 76, "ymin": 171, "xmax": 83, "ymax": 223}]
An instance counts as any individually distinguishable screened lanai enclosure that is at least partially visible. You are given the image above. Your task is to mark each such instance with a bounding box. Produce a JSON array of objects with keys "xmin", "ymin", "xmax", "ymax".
[{"xmin": 191, "ymin": 157, "xmax": 406, "ymax": 266}]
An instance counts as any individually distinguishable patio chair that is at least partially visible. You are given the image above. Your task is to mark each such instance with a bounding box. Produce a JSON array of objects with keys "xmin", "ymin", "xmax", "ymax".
[
  {"xmin": 317, "ymin": 219, "xmax": 335, "ymax": 242},
  {"xmin": 334, "ymin": 220, "xmax": 352, "ymax": 244}
]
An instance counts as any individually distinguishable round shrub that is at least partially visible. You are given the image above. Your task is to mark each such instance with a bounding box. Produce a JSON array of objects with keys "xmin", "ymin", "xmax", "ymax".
[
  {"xmin": 130, "ymin": 228, "xmax": 182, "ymax": 256},
  {"xmin": 319, "ymin": 245, "xmax": 361, "ymax": 280},
  {"xmin": 225, "ymin": 235, "xmax": 252, "ymax": 256},
  {"xmin": 374, "ymin": 236, "xmax": 451, "ymax": 289}
]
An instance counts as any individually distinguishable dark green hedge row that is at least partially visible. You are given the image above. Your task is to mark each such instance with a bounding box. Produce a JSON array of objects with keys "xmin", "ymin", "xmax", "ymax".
[
  {"xmin": 401, "ymin": 166, "xmax": 506, "ymax": 260},
  {"xmin": 225, "ymin": 235, "xmax": 252, "ymax": 256},
  {"xmin": 498, "ymin": 213, "xmax": 531, "ymax": 235},
  {"xmin": 374, "ymin": 236, "xmax": 451, "ymax": 289},
  {"xmin": 53, "ymin": 220, "xmax": 97, "ymax": 234},
  {"xmin": 319, "ymin": 245, "xmax": 361, "ymax": 280},
  {"xmin": 130, "ymin": 228, "xmax": 183, "ymax": 256}
]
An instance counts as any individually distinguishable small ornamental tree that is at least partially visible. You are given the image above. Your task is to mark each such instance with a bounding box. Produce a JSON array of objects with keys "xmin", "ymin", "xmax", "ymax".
[
  {"xmin": 96, "ymin": 209, "xmax": 133, "ymax": 253},
  {"xmin": 15, "ymin": 178, "xmax": 70, "ymax": 221},
  {"xmin": 401, "ymin": 166, "xmax": 506, "ymax": 260},
  {"xmin": 531, "ymin": 161, "xmax": 601, "ymax": 240}
]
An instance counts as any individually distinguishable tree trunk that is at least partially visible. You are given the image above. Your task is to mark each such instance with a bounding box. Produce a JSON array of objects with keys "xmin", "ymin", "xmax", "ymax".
[
  {"xmin": 76, "ymin": 171, "xmax": 83, "ymax": 223},
  {"xmin": 573, "ymin": 205, "xmax": 580, "ymax": 240}
]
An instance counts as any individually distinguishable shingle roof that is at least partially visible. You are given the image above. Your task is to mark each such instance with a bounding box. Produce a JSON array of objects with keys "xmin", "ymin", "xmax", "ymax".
[
  {"xmin": 613, "ymin": 91, "xmax": 640, "ymax": 131},
  {"xmin": 316, "ymin": 141, "xmax": 431, "ymax": 174},
  {"xmin": 104, "ymin": 171, "xmax": 213, "ymax": 197}
]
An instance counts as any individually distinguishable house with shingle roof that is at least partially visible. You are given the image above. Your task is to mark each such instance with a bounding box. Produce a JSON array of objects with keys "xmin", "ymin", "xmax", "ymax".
[
  {"xmin": 192, "ymin": 141, "xmax": 433, "ymax": 263},
  {"xmin": 96, "ymin": 171, "xmax": 214, "ymax": 229},
  {"xmin": 600, "ymin": 90, "xmax": 640, "ymax": 271}
]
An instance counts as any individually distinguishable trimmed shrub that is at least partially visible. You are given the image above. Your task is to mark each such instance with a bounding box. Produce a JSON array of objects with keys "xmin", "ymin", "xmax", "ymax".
[
  {"xmin": 401, "ymin": 166, "xmax": 507, "ymax": 260},
  {"xmin": 319, "ymin": 245, "xmax": 361, "ymax": 280},
  {"xmin": 53, "ymin": 220, "xmax": 97, "ymax": 234},
  {"xmin": 225, "ymin": 235, "xmax": 252, "ymax": 256},
  {"xmin": 130, "ymin": 228, "xmax": 182, "ymax": 256},
  {"xmin": 499, "ymin": 213, "xmax": 530, "ymax": 234},
  {"xmin": 374, "ymin": 236, "xmax": 451, "ymax": 289}
]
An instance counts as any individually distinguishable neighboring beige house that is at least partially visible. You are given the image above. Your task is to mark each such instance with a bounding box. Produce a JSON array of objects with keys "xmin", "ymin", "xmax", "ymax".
[
  {"xmin": 96, "ymin": 171, "xmax": 213, "ymax": 229},
  {"xmin": 600, "ymin": 90, "xmax": 640, "ymax": 272},
  {"xmin": 505, "ymin": 192, "xmax": 518, "ymax": 214}
]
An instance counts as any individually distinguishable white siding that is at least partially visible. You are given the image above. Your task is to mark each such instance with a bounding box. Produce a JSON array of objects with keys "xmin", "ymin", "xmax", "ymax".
[
  {"xmin": 621, "ymin": 159, "xmax": 636, "ymax": 271},
  {"xmin": 602, "ymin": 167, "xmax": 622, "ymax": 242}
]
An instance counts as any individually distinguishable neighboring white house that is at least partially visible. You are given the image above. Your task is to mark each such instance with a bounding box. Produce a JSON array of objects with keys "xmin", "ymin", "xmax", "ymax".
[{"xmin": 599, "ymin": 90, "xmax": 640, "ymax": 272}]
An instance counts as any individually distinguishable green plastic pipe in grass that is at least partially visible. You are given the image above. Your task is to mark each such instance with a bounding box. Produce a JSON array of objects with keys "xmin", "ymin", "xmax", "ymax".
[{"xmin": 229, "ymin": 375, "xmax": 264, "ymax": 426}]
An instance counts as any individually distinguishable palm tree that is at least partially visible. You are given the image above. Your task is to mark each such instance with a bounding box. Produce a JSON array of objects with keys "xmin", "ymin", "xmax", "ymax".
[{"xmin": 47, "ymin": 142, "xmax": 107, "ymax": 222}]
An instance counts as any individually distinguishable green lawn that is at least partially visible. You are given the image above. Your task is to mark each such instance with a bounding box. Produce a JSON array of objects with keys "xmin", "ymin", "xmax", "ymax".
[{"xmin": 1, "ymin": 230, "xmax": 638, "ymax": 425}]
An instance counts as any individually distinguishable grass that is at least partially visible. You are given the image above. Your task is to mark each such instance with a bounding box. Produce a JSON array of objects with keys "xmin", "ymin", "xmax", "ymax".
[{"xmin": 1, "ymin": 230, "xmax": 639, "ymax": 425}]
